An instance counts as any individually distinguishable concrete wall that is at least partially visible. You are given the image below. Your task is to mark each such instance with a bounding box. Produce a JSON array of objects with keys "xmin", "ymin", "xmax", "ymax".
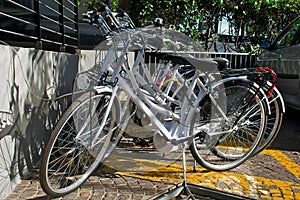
[{"xmin": 0, "ymin": 44, "xmax": 99, "ymax": 199}]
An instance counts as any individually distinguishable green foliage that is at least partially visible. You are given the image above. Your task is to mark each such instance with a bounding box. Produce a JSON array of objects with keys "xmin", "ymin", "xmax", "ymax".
[
  {"xmin": 81, "ymin": 0, "xmax": 300, "ymax": 52},
  {"xmin": 79, "ymin": 0, "xmax": 119, "ymax": 11},
  {"xmin": 127, "ymin": 0, "xmax": 299, "ymax": 52}
]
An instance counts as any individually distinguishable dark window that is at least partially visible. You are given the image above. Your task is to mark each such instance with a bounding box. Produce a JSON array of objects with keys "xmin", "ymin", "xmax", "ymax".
[
  {"xmin": 276, "ymin": 17, "xmax": 300, "ymax": 48},
  {"xmin": 0, "ymin": 0, "xmax": 79, "ymax": 53}
]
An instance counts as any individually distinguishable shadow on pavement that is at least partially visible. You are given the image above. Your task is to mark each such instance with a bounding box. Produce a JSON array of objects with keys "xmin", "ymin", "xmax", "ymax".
[{"xmin": 271, "ymin": 107, "xmax": 300, "ymax": 152}]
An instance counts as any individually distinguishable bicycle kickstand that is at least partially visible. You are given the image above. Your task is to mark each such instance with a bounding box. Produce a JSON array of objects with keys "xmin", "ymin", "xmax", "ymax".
[{"xmin": 181, "ymin": 144, "xmax": 196, "ymax": 200}]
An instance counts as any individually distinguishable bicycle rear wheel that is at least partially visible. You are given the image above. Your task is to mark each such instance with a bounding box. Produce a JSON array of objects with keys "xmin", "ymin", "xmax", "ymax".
[
  {"xmin": 39, "ymin": 91, "xmax": 120, "ymax": 197},
  {"xmin": 189, "ymin": 78, "xmax": 267, "ymax": 171}
]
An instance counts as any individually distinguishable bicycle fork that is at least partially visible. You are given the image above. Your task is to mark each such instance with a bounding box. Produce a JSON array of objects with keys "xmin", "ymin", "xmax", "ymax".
[{"xmin": 74, "ymin": 85, "xmax": 121, "ymax": 156}]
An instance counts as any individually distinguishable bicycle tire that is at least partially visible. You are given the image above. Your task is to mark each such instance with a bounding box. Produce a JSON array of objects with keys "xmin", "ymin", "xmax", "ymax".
[
  {"xmin": 189, "ymin": 78, "xmax": 267, "ymax": 171},
  {"xmin": 39, "ymin": 91, "xmax": 121, "ymax": 197}
]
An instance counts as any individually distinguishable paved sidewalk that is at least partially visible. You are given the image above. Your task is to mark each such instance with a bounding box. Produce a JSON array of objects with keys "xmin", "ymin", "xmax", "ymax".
[
  {"xmin": 5, "ymin": 146, "xmax": 300, "ymax": 200},
  {"xmin": 5, "ymin": 109, "xmax": 300, "ymax": 200},
  {"xmin": 5, "ymin": 171, "xmax": 172, "ymax": 200}
]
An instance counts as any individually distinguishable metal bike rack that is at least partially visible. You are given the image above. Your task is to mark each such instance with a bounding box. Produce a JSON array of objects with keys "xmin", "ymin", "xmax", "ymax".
[{"xmin": 150, "ymin": 181, "xmax": 254, "ymax": 200}]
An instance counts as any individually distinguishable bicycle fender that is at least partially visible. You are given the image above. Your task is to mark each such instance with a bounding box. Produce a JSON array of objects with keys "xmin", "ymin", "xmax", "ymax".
[
  {"xmin": 270, "ymin": 85, "xmax": 286, "ymax": 113},
  {"xmin": 210, "ymin": 76, "xmax": 248, "ymax": 90},
  {"xmin": 94, "ymin": 85, "xmax": 112, "ymax": 94},
  {"xmin": 212, "ymin": 76, "xmax": 271, "ymax": 115}
]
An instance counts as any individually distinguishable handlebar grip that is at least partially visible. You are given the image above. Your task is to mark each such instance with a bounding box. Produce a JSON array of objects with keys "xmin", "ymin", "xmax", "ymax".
[
  {"xmin": 82, "ymin": 10, "xmax": 99, "ymax": 24},
  {"xmin": 82, "ymin": 18, "xmax": 92, "ymax": 24},
  {"xmin": 86, "ymin": 9, "xmax": 97, "ymax": 15}
]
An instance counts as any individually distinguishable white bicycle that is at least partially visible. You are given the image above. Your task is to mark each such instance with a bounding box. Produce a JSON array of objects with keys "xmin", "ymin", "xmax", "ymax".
[{"xmin": 39, "ymin": 25, "xmax": 272, "ymax": 197}]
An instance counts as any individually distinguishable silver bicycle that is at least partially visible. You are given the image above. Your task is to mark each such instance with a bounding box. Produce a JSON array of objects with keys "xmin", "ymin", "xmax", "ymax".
[
  {"xmin": 90, "ymin": 3, "xmax": 285, "ymax": 162},
  {"xmin": 39, "ymin": 26, "xmax": 271, "ymax": 197}
]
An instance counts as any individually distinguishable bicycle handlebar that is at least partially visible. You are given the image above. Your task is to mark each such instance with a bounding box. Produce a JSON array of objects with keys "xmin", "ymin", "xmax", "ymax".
[{"xmin": 82, "ymin": 2, "xmax": 187, "ymax": 52}]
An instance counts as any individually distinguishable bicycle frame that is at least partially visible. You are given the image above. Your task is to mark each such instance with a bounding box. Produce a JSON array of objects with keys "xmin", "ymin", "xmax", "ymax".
[
  {"xmin": 101, "ymin": 40, "xmax": 197, "ymax": 145},
  {"xmin": 76, "ymin": 29, "xmax": 271, "ymax": 152}
]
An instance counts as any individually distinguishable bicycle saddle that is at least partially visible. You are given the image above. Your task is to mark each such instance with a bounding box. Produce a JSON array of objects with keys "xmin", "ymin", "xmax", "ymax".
[{"xmin": 161, "ymin": 54, "xmax": 228, "ymax": 72}]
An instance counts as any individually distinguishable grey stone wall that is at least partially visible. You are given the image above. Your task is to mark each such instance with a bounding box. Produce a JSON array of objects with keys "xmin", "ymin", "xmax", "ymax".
[{"xmin": 0, "ymin": 45, "xmax": 99, "ymax": 199}]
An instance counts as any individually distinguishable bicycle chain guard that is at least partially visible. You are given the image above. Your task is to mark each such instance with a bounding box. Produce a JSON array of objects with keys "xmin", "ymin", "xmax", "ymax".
[{"xmin": 153, "ymin": 131, "xmax": 179, "ymax": 153}]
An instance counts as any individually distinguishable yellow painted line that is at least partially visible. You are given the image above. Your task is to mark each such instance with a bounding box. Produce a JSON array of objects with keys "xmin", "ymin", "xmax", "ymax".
[
  {"xmin": 262, "ymin": 149, "xmax": 300, "ymax": 180},
  {"xmin": 115, "ymin": 160, "xmax": 300, "ymax": 199},
  {"xmin": 103, "ymin": 153, "xmax": 300, "ymax": 199}
]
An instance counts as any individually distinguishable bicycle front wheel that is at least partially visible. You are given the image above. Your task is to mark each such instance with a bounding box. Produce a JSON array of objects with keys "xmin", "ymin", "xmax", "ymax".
[
  {"xmin": 189, "ymin": 78, "xmax": 267, "ymax": 171},
  {"xmin": 39, "ymin": 91, "xmax": 120, "ymax": 197}
]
